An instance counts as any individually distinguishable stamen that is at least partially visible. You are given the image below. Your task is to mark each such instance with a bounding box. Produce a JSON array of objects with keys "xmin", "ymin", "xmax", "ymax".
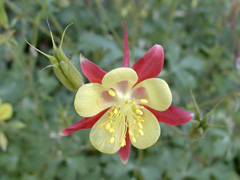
[
  {"xmin": 114, "ymin": 108, "xmax": 118, "ymax": 114},
  {"xmin": 136, "ymin": 109, "xmax": 143, "ymax": 115},
  {"xmin": 108, "ymin": 89, "xmax": 116, "ymax": 97},
  {"xmin": 129, "ymin": 129, "xmax": 133, "ymax": 136},
  {"xmin": 136, "ymin": 133, "xmax": 140, "ymax": 138},
  {"xmin": 109, "ymin": 127, "xmax": 115, "ymax": 133},
  {"xmin": 140, "ymin": 99, "xmax": 148, "ymax": 104},
  {"xmin": 105, "ymin": 123, "xmax": 111, "ymax": 130},
  {"xmin": 132, "ymin": 136, "xmax": 136, "ymax": 143},
  {"xmin": 110, "ymin": 137, "xmax": 115, "ymax": 143},
  {"xmin": 120, "ymin": 139, "xmax": 126, "ymax": 147},
  {"xmin": 138, "ymin": 122, "xmax": 143, "ymax": 129},
  {"xmin": 139, "ymin": 129, "xmax": 144, "ymax": 136}
]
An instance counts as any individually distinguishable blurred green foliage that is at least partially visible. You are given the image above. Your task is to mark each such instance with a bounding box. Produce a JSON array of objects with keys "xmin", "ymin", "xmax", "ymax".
[{"xmin": 0, "ymin": 0, "xmax": 240, "ymax": 179}]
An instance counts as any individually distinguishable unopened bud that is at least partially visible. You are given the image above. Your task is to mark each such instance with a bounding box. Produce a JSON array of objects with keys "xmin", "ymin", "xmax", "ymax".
[
  {"xmin": 26, "ymin": 23, "xmax": 83, "ymax": 91},
  {"xmin": 191, "ymin": 120, "xmax": 200, "ymax": 129}
]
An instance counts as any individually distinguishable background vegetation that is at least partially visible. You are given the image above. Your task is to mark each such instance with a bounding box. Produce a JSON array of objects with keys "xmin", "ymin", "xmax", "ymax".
[{"xmin": 0, "ymin": 0, "xmax": 240, "ymax": 179}]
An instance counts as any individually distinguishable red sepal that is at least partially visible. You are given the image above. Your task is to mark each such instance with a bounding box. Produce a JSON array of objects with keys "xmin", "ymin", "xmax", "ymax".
[
  {"xmin": 81, "ymin": 58, "xmax": 106, "ymax": 84},
  {"xmin": 132, "ymin": 44, "xmax": 164, "ymax": 84},
  {"xmin": 118, "ymin": 129, "xmax": 131, "ymax": 165},
  {"xmin": 61, "ymin": 109, "xmax": 109, "ymax": 136},
  {"xmin": 147, "ymin": 105, "xmax": 193, "ymax": 125}
]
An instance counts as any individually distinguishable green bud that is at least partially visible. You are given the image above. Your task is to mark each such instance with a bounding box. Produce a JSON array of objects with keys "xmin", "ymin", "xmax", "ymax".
[
  {"xmin": 189, "ymin": 127, "xmax": 204, "ymax": 139},
  {"xmin": 196, "ymin": 127, "xmax": 204, "ymax": 136},
  {"xmin": 188, "ymin": 120, "xmax": 199, "ymax": 135},
  {"xmin": 191, "ymin": 120, "xmax": 200, "ymax": 129},
  {"xmin": 188, "ymin": 120, "xmax": 205, "ymax": 139},
  {"xmin": 26, "ymin": 24, "xmax": 83, "ymax": 91},
  {"xmin": 202, "ymin": 124, "xmax": 210, "ymax": 131}
]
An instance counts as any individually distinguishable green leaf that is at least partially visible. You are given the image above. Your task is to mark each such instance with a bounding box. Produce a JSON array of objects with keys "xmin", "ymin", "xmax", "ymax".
[
  {"xmin": 178, "ymin": 56, "xmax": 204, "ymax": 71},
  {"xmin": 0, "ymin": 1, "xmax": 9, "ymax": 29},
  {"xmin": 165, "ymin": 41, "xmax": 181, "ymax": 67}
]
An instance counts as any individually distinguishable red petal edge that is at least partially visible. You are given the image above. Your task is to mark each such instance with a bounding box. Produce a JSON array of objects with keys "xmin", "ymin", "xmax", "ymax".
[
  {"xmin": 118, "ymin": 129, "xmax": 131, "ymax": 165},
  {"xmin": 146, "ymin": 105, "xmax": 193, "ymax": 125},
  {"xmin": 61, "ymin": 109, "xmax": 109, "ymax": 136},
  {"xmin": 80, "ymin": 56, "xmax": 107, "ymax": 84},
  {"xmin": 132, "ymin": 44, "xmax": 164, "ymax": 84},
  {"xmin": 122, "ymin": 22, "xmax": 130, "ymax": 67}
]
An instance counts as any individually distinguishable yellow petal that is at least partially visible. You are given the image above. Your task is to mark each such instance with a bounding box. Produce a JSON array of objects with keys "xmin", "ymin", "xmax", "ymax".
[
  {"xmin": 74, "ymin": 83, "xmax": 116, "ymax": 117},
  {"xmin": 0, "ymin": 103, "xmax": 13, "ymax": 122},
  {"xmin": 132, "ymin": 78, "xmax": 172, "ymax": 111},
  {"xmin": 89, "ymin": 110, "xmax": 125, "ymax": 154},
  {"xmin": 102, "ymin": 68, "xmax": 138, "ymax": 93},
  {"xmin": 128, "ymin": 108, "xmax": 160, "ymax": 149}
]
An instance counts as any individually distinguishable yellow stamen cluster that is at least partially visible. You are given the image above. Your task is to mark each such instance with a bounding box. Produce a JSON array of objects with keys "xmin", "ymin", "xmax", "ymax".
[
  {"xmin": 99, "ymin": 89, "xmax": 148, "ymax": 147},
  {"xmin": 127, "ymin": 102, "xmax": 146, "ymax": 143}
]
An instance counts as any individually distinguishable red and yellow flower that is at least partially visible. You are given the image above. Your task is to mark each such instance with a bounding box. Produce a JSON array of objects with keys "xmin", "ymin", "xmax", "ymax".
[{"xmin": 62, "ymin": 23, "xmax": 192, "ymax": 164}]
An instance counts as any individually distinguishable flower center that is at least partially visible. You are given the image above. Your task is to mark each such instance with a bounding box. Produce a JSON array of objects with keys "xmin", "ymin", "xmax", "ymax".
[{"xmin": 98, "ymin": 89, "xmax": 148, "ymax": 147}]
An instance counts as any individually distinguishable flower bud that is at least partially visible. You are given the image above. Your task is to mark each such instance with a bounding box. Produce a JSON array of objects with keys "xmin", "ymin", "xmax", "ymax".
[
  {"xmin": 26, "ymin": 24, "xmax": 83, "ymax": 91},
  {"xmin": 188, "ymin": 120, "xmax": 205, "ymax": 139}
]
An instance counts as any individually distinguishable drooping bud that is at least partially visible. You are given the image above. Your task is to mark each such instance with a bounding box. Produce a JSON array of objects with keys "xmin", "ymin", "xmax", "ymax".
[{"xmin": 26, "ymin": 23, "xmax": 83, "ymax": 91}]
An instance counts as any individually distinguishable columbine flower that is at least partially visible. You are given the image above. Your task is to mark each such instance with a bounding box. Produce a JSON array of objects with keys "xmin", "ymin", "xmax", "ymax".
[{"xmin": 62, "ymin": 23, "xmax": 193, "ymax": 164}]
